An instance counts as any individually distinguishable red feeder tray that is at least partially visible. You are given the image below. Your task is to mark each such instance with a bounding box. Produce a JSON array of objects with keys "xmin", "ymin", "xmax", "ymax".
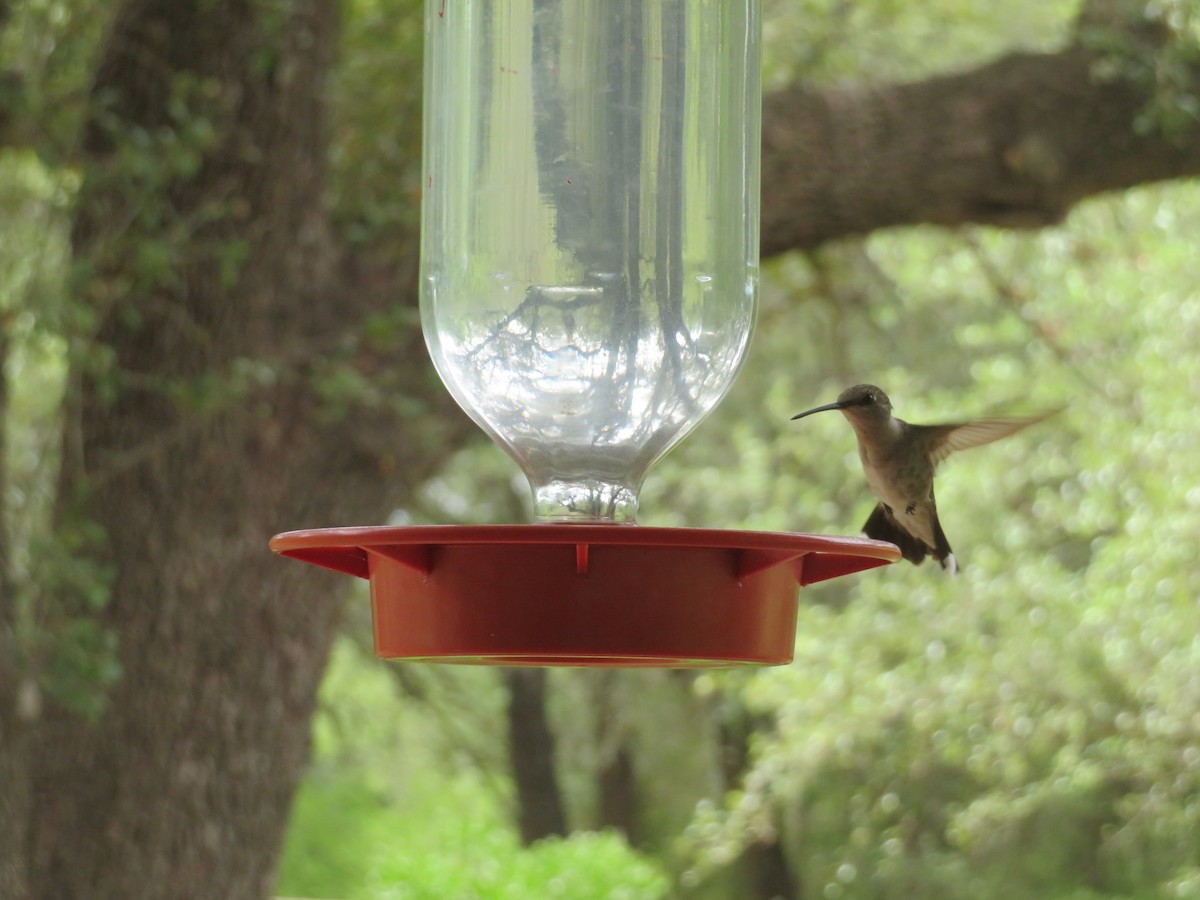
[{"xmin": 270, "ymin": 525, "xmax": 899, "ymax": 667}]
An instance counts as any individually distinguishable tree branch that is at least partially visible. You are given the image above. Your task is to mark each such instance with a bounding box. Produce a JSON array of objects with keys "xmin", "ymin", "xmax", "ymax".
[{"xmin": 761, "ymin": 27, "xmax": 1200, "ymax": 255}]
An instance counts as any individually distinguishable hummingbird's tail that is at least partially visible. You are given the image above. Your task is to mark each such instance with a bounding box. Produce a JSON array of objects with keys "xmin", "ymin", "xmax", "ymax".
[
  {"xmin": 862, "ymin": 504, "xmax": 927, "ymax": 564},
  {"xmin": 931, "ymin": 513, "xmax": 958, "ymax": 576},
  {"xmin": 862, "ymin": 503, "xmax": 959, "ymax": 575}
]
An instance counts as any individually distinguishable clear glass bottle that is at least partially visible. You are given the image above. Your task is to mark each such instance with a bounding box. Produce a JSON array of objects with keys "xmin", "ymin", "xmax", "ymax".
[{"xmin": 420, "ymin": 0, "xmax": 761, "ymax": 522}]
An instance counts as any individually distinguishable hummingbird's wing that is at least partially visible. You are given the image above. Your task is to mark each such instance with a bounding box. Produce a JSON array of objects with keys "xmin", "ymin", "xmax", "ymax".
[{"xmin": 914, "ymin": 409, "xmax": 1060, "ymax": 469}]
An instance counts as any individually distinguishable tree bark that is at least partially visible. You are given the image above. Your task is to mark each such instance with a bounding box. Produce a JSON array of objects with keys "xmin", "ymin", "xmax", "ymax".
[
  {"xmin": 761, "ymin": 22, "xmax": 1200, "ymax": 255},
  {"xmin": 24, "ymin": 1, "xmax": 463, "ymax": 897},
  {"xmin": 596, "ymin": 744, "xmax": 640, "ymax": 843},
  {"xmin": 715, "ymin": 699, "xmax": 800, "ymax": 900},
  {"xmin": 505, "ymin": 669, "xmax": 569, "ymax": 845},
  {"xmin": 594, "ymin": 673, "xmax": 641, "ymax": 845}
]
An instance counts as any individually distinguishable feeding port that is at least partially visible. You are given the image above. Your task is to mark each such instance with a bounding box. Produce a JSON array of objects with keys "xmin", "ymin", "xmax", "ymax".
[{"xmin": 270, "ymin": 0, "xmax": 899, "ymax": 666}]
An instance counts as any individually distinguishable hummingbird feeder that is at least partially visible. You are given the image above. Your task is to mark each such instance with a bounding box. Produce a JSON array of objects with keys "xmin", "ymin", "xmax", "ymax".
[{"xmin": 271, "ymin": 0, "xmax": 899, "ymax": 666}]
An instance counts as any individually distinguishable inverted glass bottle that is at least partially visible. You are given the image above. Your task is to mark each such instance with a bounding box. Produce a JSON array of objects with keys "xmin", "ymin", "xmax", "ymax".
[{"xmin": 420, "ymin": 0, "xmax": 761, "ymax": 522}]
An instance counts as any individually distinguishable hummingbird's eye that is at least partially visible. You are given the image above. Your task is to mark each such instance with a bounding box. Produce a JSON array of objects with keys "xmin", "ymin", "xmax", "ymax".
[{"xmin": 863, "ymin": 393, "xmax": 875, "ymax": 405}]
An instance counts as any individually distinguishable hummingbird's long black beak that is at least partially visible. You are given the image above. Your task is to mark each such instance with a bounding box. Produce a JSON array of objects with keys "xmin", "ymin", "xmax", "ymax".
[{"xmin": 791, "ymin": 401, "xmax": 845, "ymax": 421}]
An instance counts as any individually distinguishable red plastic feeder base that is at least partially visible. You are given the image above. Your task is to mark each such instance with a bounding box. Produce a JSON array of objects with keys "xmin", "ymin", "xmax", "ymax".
[{"xmin": 270, "ymin": 525, "xmax": 899, "ymax": 667}]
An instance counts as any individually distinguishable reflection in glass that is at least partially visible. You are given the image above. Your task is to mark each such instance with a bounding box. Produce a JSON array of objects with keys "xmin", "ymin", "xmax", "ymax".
[{"xmin": 421, "ymin": 0, "xmax": 761, "ymax": 521}]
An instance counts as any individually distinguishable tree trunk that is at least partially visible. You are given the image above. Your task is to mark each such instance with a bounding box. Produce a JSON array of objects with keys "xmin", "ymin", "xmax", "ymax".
[
  {"xmin": 740, "ymin": 841, "xmax": 801, "ymax": 900},
  {"xmin": 24, "ymin": 1, "xmax": 463, "ymax": 896},
  {"xmin": 597, "ymin": 744, "xmax": 640, "ymax": 842},
  {"xmin": 715, "ymin": 699, "xmax": 800, "ymax": 900},
  {"xmin": 594, "ymin": 672, "xmax": 641, "ymax": 845},
  {"xmin": 505, "ymin": 668, "xmax": 568, "ymax": 845}
]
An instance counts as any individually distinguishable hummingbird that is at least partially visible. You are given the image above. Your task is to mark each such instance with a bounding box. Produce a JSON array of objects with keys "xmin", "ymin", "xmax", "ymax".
[{"xmin": 792, "ymin": 384, "xmax": 1058, "ymax": 574}]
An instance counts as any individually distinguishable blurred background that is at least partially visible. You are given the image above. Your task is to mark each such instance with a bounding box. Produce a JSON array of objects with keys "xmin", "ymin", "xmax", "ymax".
[{"xmin": 4, "ymin": 0, "xmax": 1200, "ymax": 898}]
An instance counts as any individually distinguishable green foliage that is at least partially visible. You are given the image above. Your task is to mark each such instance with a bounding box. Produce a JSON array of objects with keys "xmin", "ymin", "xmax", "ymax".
[
  {"xmin": 0, "ymin": 0, "xmax": 113, "ymax": 156},
  {"xmin": 0, "ymin": 147, "xmax": 124, "ymax": 719},
  {"xmin": 762, "ymin": 0, "xmax": 1079, "ymax": 89},
  {"xmin": 18, "ymin": 480, "xmax": 120, "ymax": 719},
  {"xmin": 1, "ymin": 149, "xmax": 73, "ymax": 582},
  {"xmin": 368, "ymin": 822, "xmax": 668, "ymax": 900},
  {"xmin": 276, "ymin": 638, "xmax": 669, "ymax": 899},
  {"xmin": 38, "ymin": 611, "xmax": 120, "ymax": 720},
  {"xmin": 329, "ymin": 0, "xmax": 426, "ymax": 249},
  {"xmin": 650, "ymin": 182, "xmax": 1200, "ymax": 898},
  {"xmin": 1079, "ymin": 0, "xmax": 1200, "ymax": 139}
]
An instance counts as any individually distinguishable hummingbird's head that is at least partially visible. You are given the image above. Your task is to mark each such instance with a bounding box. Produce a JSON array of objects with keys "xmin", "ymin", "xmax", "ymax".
[{"xmin": 791, "ymin": 383, "xmax": 893, "ymax": 425}]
